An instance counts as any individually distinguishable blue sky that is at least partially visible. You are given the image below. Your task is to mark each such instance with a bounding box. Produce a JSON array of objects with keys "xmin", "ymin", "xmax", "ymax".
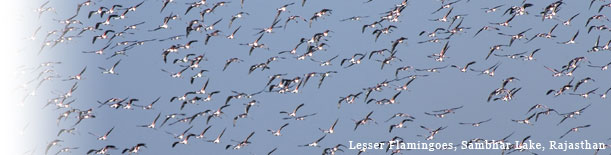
[{"xmin": 7, "ymin": 0, "xmax": 611, "ymax": 154}]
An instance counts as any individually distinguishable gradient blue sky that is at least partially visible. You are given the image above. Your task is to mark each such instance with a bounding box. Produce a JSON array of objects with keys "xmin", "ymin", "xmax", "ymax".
[{"xmin": 7, "ymin": 0, "xmax": 611, "ymax": 155}]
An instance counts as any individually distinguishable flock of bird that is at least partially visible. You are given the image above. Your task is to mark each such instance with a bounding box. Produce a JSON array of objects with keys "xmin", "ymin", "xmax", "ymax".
[{"xmin": 12, "ymin": 0, "xmax": 611, "ymax": 154}]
